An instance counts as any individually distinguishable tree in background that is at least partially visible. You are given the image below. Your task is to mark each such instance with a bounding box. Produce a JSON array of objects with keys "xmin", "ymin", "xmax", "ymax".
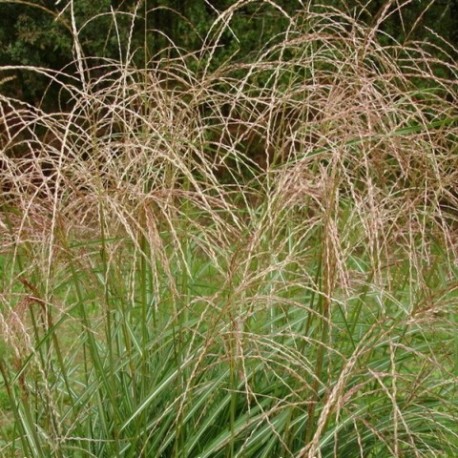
[{"xmin": 0, "ymin": 0, "xmax": 456, "ymax": 107}]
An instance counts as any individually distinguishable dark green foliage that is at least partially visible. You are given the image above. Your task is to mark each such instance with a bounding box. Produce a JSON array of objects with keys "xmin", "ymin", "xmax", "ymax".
[{"xmin": 1, "ymin": 0, "xmax": 455, "ymax": 107}]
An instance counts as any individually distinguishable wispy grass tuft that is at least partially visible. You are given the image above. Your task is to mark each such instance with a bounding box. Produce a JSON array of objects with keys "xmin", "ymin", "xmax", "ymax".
[{"xmin": 1, "ymin": 2, "xmax": 457, "ymax": 457}]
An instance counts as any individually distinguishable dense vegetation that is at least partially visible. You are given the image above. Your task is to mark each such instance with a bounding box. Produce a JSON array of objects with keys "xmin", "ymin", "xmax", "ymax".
[
  {"xmin": 0, "ymin": 1, "xmax": 457, "ymax": 457},
  {"xmin": 1, "ymin": 0, "xmax": 457, "ymax": 106}
]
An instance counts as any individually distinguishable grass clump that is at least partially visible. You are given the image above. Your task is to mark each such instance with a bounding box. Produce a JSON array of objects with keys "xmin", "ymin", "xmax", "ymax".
[{"xmin": 0, "ymin": 2, "xmax": 457, "ymax": 457}]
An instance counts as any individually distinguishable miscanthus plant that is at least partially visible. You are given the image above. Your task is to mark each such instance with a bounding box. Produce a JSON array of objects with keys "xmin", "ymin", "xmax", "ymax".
[{"xmin": 0, "ymin": 2, "xmax": 457, "ymax": 457}]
